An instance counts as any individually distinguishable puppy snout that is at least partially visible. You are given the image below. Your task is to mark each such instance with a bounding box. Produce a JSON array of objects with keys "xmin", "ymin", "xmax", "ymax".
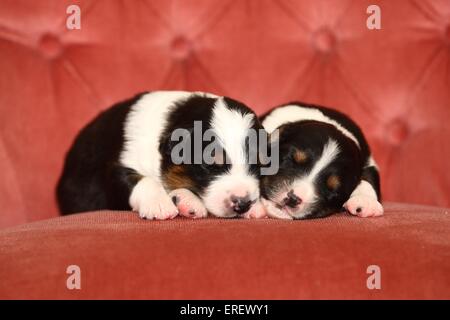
[
  {"xmin": 284, "ymin": 190, "xmax": 302, "ymax": 208},
  {"xmin": 231, "ymin": 196, "xmax": 253, "ymax": 215}
]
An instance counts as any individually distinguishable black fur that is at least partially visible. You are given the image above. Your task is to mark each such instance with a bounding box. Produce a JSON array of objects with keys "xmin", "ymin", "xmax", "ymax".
[{"xmin": 57, "ymin": 93, "xmax": 146, "ymax": 214}]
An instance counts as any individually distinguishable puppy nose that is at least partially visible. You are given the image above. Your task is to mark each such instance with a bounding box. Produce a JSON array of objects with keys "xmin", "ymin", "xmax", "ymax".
[
  {"xmin": 231, "ymin": 196, "xmax": 252, "ymax": 214},
  {"xmin": 284, "ymin": 190, "xmax": 302, "ymax": 208}
]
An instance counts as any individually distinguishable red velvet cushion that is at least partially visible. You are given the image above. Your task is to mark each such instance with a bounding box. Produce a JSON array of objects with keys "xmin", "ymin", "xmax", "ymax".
[
  {"xmin": 0, "ymin": 202, "xmax": 448, "ymax": 299},
  {"xmin": 0, "ymin": 1, "xmax": 450, "ymax": 228}
]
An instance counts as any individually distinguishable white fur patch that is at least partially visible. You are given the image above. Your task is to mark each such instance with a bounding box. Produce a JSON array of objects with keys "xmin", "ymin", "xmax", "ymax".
[
  {"xmin": 348, "ymin": 180, "xmax": 377, "ymax": 200},
  {"xmin": 202, "ymin": 98, "xmax": 260, "ymax": 217},
  {"xmin": 120, "ymin": 91, "xmax": 217, "ymax": 179},
  {"xmin": 209, "ymin": 98, "xmax": 255, "ymax": 174},
  {"xmin": 303, "ymin": 139, "xmax": 340, "ymax": 184},
  {"xmin": 129, "ymin": 176, "xmax": 178, "ymax": 220},
  {"xmin": 202, "ymin": 166, "xmax": 260, "ymax": 218},
  {"xmin": 344, "ymin": 180, "xmax": 383, "ymax": 217},
  {"xmin": 121, "ymin": 91, "xmax": 192, "ymax": 178},
  {"xmin": 262, "ymin": 105, "xmax": 360, "ymax": 148}
]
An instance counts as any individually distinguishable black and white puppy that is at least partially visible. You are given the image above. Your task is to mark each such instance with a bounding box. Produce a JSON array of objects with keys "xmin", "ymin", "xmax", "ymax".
[
  {"xmin": 57, "ymin": 91, "xmax": 266, "ymax": 219},
  {"xmin": 259, "ymin": 102, "xmax": 383, "ymax": 219}
]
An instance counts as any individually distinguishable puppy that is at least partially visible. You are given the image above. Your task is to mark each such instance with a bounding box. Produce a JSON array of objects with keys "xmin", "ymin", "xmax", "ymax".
[
  {"xmin": 259, "ymin": 102, "xmax": 383, "ymax": 219},
  {"xmin": 57, "ymin": 91, "xmax": 266, "ymax": 219}
]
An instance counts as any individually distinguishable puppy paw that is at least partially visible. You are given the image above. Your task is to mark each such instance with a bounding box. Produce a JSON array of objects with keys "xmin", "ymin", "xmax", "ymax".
[
  {"xmin": 130, "ymin": 177, "xmax": 178, "ymax": 220},
  {"xmin": 261, "ymin": 198, "xmax": 293, "ymax": 220},
  {"xmin": 135, "ymin": 194, "xmax": 178, "ymax": 220},
  {"xmin": 243, "ymin": 200, "xmax": 267, "ymax": 219},
  {"xmin": 169, "ymin": 188, "xmax": 208, "ymax": 219},
  {"xmin": 344, "ymin": 195, "xmax": 383, "ymax": 218}
]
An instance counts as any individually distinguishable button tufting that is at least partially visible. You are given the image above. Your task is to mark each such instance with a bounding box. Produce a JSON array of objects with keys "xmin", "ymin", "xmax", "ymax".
[
  {"xmin": 312, "ymin": 27, "xmax": 336, "ymax": 53},
  {"xmin": 170, "ymin": 36, "xmax": 192, "ymax": 60},
  {"xmin": 39, "ymin": 33, "xmax": 63, "ymax": 59},
  {"xmin": 387, "ymin": 120, "xmax": 409, "ymax": 145}
]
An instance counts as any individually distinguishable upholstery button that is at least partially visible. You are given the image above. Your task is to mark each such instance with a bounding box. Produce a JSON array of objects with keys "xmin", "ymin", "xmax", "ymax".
[
  {"xmin": 170, "ymin": 36, "xmax": 192, "ymax": 60},
  {"xmin": 312, "ymin": 27, "xmax": 336, "ymax": 53},
  {"xmin": 39, "ymin": 33, "xmax": 63, "ymax": 59},
  {"xmin": 387, "ymin": 120, "xmax": 409, "ymax": 145}
]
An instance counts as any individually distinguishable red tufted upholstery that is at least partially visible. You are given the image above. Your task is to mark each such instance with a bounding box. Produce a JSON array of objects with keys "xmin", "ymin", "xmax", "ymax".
[{"xmin": 0, "ymin": 0, "xmax": 449, "ymax": 228}]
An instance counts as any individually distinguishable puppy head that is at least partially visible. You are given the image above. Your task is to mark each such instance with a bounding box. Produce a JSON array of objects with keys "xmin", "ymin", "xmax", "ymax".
[
  {"xmin": 161, "ymin": 95, "xmax": 265, "ymax": 218},
  {"xmin": 261, "ymin": 121, "xmax": 362, "ymax": 219}
]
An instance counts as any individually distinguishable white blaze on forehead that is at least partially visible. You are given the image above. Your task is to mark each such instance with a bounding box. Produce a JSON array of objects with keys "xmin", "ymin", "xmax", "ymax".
[
  {"xmin": 291, "ymin": 139, "xmax": 340, "ymax": 202},
  {"xmin": 203, "ymin": 98, "xmax": 260, "ymax": 217},
  {"xmin": 307, "ymin": 139, "xmax": 340, "ymax": 182},
  {"xmin": 262, "ymin": 105, "xmax": 360, "ymax": 148},
  {"xmin": 210, "ymin": 97, "xmax": 255, "ymax": 174}
]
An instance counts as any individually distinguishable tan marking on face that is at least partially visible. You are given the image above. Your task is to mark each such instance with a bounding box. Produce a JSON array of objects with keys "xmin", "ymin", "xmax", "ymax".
[
  {"xmin": 163, "ymin": 165, "xmax": 194, "ymax": 190},
  {"xmin": 326, "ymin": 174, "xmax": 340, "ymax": 190},
  {"xmin": 293, "ymin": 149, "xmax": 308, "ymax": 164}
]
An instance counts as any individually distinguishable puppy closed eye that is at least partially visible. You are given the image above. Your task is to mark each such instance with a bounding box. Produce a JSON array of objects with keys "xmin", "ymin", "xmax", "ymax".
[{"xmin": 326, "ymin": 175, "xmax": 340, "ymax": 190}]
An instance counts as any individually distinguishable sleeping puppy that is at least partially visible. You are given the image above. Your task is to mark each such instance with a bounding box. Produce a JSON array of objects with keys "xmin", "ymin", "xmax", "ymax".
[
  {"xmin": 57, "ymin": 91, "xmax": 266, "ymax": 220},
  {"xmin": 259, "ymin": 102, "xmax": 383, "ymax": 219}
]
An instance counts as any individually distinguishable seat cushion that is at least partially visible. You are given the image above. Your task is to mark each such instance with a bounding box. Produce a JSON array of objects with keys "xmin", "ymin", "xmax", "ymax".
[{"xmin": 0, "ymin": 202, "xmax": 449, "ymax": 299}]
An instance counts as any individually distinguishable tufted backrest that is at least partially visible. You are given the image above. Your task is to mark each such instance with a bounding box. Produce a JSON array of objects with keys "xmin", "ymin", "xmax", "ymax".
[{"xmin": 0, "ymin": 0, "xmax": 449, "ymax": 227}]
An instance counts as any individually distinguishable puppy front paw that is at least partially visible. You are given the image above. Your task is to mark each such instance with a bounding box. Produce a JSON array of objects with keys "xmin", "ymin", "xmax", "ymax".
[
  {"xmin": 344, "ymin": 195, "xmax": 383, "ymax": 218},
  {"xmin": 130, "ymin": 177, "xmax": 179, "ymax": 220},
  {"xmin": 134, "ymin": 193, "xmax": 179, "ymax": 220},
  {"xmin": 243, "ymin": 200, "xmax": 267, "ymax": 219},
  {"xmin": 169, "ymin": 188, "xmax": 208, "ymax": 219},
  {"xmin": 261, "ymin": 198, "xmax": 293, "ymax": 220}
]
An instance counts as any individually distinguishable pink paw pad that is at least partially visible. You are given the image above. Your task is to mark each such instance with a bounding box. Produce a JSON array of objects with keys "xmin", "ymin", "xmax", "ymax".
[
  {"xmin": 243, "ymin": 200, "xmax": 267, "ymax": 219},
  {"xmin": 344, "ymin": 196, "xmax": 384, "ymax": 218},
  {"xmin": 169, "ymin": 189, "xmax": 208, "ymax": 219}
]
